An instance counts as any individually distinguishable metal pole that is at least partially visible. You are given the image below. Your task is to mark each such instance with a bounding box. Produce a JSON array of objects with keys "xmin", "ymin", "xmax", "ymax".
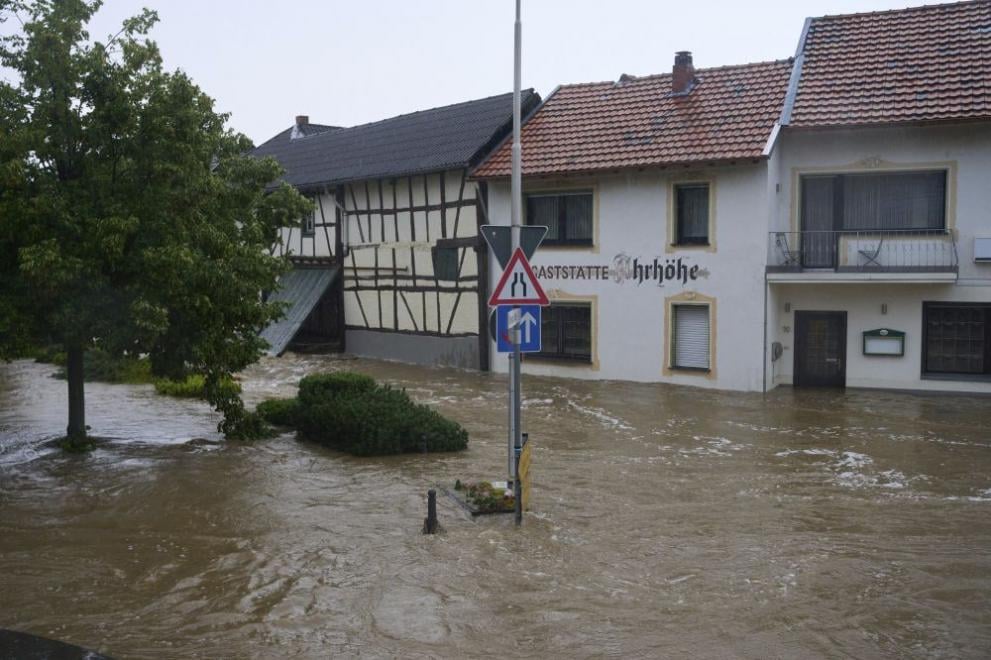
[{"xmin": 508, "ymin": 0, "xmax": 523, "ymax": 481}]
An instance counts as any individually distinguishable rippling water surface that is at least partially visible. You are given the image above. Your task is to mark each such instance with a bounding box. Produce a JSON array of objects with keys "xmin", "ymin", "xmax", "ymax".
[{"xmin": 1, "ymin": 355, "xmax": 990, "ymax": 658}]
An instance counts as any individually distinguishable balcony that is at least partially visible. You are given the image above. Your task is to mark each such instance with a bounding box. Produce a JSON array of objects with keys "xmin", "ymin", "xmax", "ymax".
[{"xmin": 766, "ymin": 229, "xmax": 958, "ymax": 282}]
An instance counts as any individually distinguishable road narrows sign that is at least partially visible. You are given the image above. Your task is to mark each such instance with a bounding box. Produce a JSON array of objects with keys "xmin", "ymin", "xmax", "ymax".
[{"xmin": 488, "ymin": 247, "xmax": 549, "ymax": 307}]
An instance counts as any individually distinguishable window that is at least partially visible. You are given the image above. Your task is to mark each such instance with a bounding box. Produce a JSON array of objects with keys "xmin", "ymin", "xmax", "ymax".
[
  {"xmin": 431, "ymin": 245, "xmax": 459, "ymax": 281},
  {"xmin": 800, "ymin": 170, "xmax": 946, "ymax": 232},
  {"xmin": 525, "ymin": 191, "xmax": 593, "ymax": 246},
  {"xmin": 302, "ymin": 197, "xmax": 316, "ymax": 236},
  {"xmin": 671, "ymin": 304, "xmax": 710, "ymax": 370},
  {"xmin": 923, "ymin": 302, "xmax": 990, "ymax": 378},
  {"xmin": 674, "ymin": 183, "xmax": 710, "ymax": 245},
  {"xmin": 535, "ymin": 303, "xmax": 591, "ymax": 362}
]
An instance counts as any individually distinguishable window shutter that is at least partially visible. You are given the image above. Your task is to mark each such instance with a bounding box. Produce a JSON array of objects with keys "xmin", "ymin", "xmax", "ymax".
[{"xmin": 674, "ymin": 305, "xmax": 710, "ymax": 369}]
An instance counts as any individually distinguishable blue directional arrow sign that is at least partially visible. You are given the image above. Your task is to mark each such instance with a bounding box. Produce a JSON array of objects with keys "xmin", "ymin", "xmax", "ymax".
[{"xmin": 496, "ymin": 305, "xmax": 541, "ymax": 353}]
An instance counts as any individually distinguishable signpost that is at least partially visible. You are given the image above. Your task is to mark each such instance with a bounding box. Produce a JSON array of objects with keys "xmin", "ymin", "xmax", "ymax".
[{"xmin": 480, "ymin": 0, "xmax": 544, "ymax": 527}]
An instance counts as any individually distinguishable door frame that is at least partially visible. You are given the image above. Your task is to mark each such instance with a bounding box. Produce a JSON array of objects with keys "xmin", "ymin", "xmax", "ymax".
[{"xmin": 794, "ymin": 310, "xmax": 848, "ymax": 387}]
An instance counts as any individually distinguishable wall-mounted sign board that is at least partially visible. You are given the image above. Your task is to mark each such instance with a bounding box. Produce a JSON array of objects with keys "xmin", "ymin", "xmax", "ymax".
[{"xmin": 863, "ymin": 328, "xmax": 905, "ymax": 356}]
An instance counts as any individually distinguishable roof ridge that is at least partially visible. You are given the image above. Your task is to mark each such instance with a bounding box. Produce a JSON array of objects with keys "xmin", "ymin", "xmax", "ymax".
[
  {"xmin": 335, "ymin": 89, "xmax": 534, "ymax": 133},
  {"xmin": 554, "ymin": 58, "xmax": 795, "ymax": 90},
  {"xmin": 810, "ymin": 0, "xmax": 987, "ymax": 23}
]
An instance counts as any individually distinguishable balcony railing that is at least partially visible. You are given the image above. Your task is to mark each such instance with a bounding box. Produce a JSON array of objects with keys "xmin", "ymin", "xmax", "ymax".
[{"xmin": 767, "ymin": 229, "xmax": 958, "ymax": 273}]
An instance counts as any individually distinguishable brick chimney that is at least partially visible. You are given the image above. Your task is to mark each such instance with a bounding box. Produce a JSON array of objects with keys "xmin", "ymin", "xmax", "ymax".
[
  {"xmin": 672, "ymin": 51, "xmax": 696, "ymax": 95},
  {"xmin": 295, "ymin": 115, "xmax": 309, "ymax": 126}
]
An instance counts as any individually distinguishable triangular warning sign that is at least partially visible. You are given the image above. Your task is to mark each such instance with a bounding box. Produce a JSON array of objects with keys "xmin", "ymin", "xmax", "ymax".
[{"xmin": 488, "ymin": 247, "xmax": 549, "ymax": 306}]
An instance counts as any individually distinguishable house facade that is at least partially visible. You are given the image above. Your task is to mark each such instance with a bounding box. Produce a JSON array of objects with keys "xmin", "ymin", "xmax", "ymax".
[
  {"xmin": 251, "ymin": 92, "xmax": 539, "ymax": 368},
  {"xmin": 765, "ymin": 0, "xmax": 991, "ymax": 394},
  {"xmin": 474, "ymin": 56, "xmax": 793, "ymax": 391},
  {"xmin": 474, "ymin": 0, "xmax": 991, "ymax": 394}
]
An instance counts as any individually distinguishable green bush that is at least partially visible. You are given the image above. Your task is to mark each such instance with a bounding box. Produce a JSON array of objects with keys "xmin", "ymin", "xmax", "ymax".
[
  {"xmin": 225, "ymin": 410, "xmax": 276, "ymax": 441},
  {"xmin": 154, "ymin": 374, "xmax": 241, "ymax": 399},
  {"xmin": 52, "ymin": 348, "xmax": 152, "ymax": 384},
  {"xmin": 256, "ymin": 397, "xmax": 300, "ymax": 427},
  {"xmin": 294, "ymin": 374, "xmax": 468, "ymax": 456},
  {"xmin": 297, "ymin": 372, "xmax": 377, "ymax": 407}
]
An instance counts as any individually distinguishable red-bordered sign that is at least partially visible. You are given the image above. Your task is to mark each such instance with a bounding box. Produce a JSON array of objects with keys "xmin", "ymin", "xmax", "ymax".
[{"xmin": 488, "ymin": 247, "xmax": 549, "ymax": 306}]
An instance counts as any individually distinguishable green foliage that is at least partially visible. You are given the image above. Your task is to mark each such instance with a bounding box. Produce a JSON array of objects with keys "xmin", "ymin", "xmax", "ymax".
[
  {"xmin": 52, "ymin": 348, "xmax": 153, "ymax": 384},
  {"xmin": 32, "ymin": 346, "xmax": 67, "ymax": 365},
  {"xmin": 293, "ymin": 372, "xmax": 469, "ymax": 456},
  {"xmin": 154, "ymin": 373, "xmax": 240, "ymax": 399},
  {"xmin": 459, "ymin": 481, "xmax": 514, "ymax": 514},
  {"xmin": 0, "ymin": 1, "xmax": 311, "ymax": 441},
  {"xmin": 224, "ymin": 410, "xmax": 275, "ymax": 442},
  {"xmin": 297, "ymin": 372, "xmax": 377, "ymax": 407},
  {"xmin": 256, "ymin": 397, "xmax": 300, "ymax": 427}
]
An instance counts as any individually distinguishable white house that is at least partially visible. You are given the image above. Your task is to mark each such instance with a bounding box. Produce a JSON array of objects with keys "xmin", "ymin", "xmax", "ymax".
[
  {"xmin": 765, "ymin": 0, "xmax": 991, "ymax": 394},
  {"xmin": 474, "ymin": 0, "xmax": 991, "ymax": 394},
  {"xmin": 474, "ymin": 54, "xmax": 792, "ymax": 391}
]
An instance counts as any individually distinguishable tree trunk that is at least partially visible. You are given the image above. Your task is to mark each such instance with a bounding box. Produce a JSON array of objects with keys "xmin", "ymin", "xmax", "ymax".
[{"xmin": 66, "ymin": 344, "xmax": 86, "ymax": 441}]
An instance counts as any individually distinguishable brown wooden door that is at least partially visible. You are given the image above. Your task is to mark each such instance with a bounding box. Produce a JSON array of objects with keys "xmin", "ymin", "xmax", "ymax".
[{"xmin": 794, "ymin": 311, "xmax": 847, "ymax": 387}]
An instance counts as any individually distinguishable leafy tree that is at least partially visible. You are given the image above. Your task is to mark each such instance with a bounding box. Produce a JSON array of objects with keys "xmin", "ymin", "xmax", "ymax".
[{"xmin": 0, "ymin": 0, "xmax": 310, "ymax": 446}]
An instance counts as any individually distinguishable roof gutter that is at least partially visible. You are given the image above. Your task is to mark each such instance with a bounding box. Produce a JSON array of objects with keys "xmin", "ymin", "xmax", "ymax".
[{"xmin": 762, "ymin": 16, "xmax": 813, "ymax": 159}]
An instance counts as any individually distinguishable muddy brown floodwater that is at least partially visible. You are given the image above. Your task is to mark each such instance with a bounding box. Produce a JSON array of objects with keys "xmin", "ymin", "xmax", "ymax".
[{"xmin": 1, "ymin": 355, "xmax": 990, "ymax": 659}]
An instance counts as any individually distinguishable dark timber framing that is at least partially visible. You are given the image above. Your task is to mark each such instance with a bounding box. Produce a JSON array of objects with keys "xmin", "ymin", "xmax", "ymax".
[{"xmin": 323, "ymin": 168, "xmax": 484, "ymax": 366}]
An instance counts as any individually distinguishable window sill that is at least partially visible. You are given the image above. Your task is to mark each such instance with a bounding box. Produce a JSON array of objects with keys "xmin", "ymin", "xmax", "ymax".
[
  {"xmin": 525, "ymin": 354, "xmax": 592, "ymax": 367},
  {"xmin": 539, "ymin": 243, "xmax": 595, "ymax": 250},
  {"xmin": 922, "ymin": 372, "xmax": 991, "ymax": 383},
  {"xmin": 668, "ymin": 365, "xmax": 711, "ymax": 374}
]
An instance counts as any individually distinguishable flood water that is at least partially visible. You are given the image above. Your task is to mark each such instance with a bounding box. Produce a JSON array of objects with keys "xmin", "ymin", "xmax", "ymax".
[{"xmin": 1, "ymin": 355, "xmax": 990, "ymax": 659}]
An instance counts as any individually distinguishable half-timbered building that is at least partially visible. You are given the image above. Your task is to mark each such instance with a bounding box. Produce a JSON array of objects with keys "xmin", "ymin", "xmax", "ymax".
[{"xmin": 252, "ymin": 91, "xmax": 539, "ymax": 368}]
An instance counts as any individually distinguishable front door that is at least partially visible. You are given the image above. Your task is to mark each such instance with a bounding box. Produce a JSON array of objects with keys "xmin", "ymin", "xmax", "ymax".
[{"xmin": 794, "ymin": 311, "xmax": 847, "ymax": 387}]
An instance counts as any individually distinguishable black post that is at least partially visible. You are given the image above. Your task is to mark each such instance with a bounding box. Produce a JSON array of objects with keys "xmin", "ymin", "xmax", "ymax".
[
  {"xmin": 65, "ymin": 344, "xmax": 86, "ymax": 442},
  {"xmin": 424, "ymin": 489, "xmax": 438, "ymax": 534}
]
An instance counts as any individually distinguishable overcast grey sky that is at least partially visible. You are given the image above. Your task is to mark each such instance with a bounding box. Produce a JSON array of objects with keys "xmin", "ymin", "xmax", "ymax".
[{"xmin": 11, "ymin": 0, "xmax": 963, "ymax": 144}]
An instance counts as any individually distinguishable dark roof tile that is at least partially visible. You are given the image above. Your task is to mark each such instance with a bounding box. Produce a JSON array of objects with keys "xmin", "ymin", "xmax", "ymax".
[{"xmin": 252, "ymin": 91, "xmax": 538, "ymax": 189}]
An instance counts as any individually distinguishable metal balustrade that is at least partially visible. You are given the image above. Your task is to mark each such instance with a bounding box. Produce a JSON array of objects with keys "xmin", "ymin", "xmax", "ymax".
[{"xmin": 767, "ymin": 229, "xmax": 958, "ymax": 273}]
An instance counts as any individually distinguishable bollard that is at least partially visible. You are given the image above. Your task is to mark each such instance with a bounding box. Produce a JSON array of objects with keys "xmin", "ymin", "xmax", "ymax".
[{"xmin": 423, "ymin": 489, "xmax": 438, "ymax": 534}]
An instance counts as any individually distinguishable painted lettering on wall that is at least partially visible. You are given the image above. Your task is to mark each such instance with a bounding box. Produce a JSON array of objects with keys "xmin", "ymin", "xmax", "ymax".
[{"xmin": 532, "ymin": 253, "xmax": 710, "ymax": 287}]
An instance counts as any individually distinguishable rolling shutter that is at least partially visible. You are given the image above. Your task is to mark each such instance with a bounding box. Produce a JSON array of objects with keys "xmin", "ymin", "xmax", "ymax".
[{"xmin": 673, "ymin": 304, "xmax": 710, "ymax": 369}]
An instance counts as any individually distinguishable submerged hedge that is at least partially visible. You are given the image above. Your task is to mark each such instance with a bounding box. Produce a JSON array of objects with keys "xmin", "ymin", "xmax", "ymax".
[{"xmin": 256, "ymin": 372, "xmax": 468, "ymax": 455}]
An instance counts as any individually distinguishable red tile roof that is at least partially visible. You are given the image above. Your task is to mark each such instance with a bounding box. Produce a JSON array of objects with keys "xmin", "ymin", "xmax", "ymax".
[
  {"xmin": 472, "ymin": 60, "xmax": 793, "ymax": 178},
  {"xmin": 787, "ymin": 0, "xmax": 991, "ymax": 128}
]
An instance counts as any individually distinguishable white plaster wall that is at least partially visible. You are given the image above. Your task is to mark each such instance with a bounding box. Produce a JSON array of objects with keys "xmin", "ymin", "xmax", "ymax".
[
  {"xmin": 770, "ymin": 283, "xmax": 991, "ymax": 394},
  {"xmin": 487, "ymin": 165, "xmax": 770, "ymax": 391},
  {"xmin": 767, "ymin": 123, "xmax": 991, "ymax": 394},
  {"xmin": 272, "ymin": 170, "xmax": 481, "ymax": 337},
  {"xmin": 337, "ymin": 169, "xmax": 480, "ymax": 336},
  {"xmin": 276, "ymin": 190, "xmax": 337, "ymax": 258},
  {"xmin": 771, "ymin": 123, "xmax": 991, "ymax": 282}
]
